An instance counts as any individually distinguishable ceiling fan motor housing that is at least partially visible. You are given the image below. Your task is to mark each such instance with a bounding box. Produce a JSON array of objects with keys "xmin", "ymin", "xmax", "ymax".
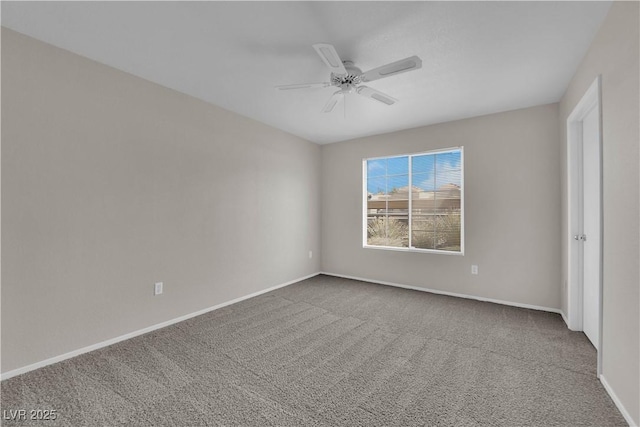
[{"xmin": 331, "ymin": 61, "xmax": 362, "ymax": 90}]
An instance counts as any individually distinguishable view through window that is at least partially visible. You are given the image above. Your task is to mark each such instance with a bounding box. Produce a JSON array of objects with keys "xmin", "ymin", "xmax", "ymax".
[{"xmin": 364, "ymin": 148, "xmax": 463, "ymax": 253}]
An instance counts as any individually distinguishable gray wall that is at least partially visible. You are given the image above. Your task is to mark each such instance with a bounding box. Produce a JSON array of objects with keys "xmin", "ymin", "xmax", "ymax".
[
  {"xmin": 1, "ymin": 29, "xmax": 321, "ymax": 373},
  {"xmin": 321, "ymin": 104, "xmax": 561, "ymax": 310},
  {"xmin": 559, "ymin": 2, "xmax": 639, "ymax": 423}
]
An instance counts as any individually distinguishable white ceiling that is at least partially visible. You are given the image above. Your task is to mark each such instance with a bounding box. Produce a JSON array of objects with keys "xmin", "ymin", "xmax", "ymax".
[{"xmin": 1, "ymin": 1, "xmax": 611, "ymax": 144}]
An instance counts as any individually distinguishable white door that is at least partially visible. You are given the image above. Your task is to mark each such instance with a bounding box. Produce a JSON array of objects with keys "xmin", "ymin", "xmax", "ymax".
[{"xmin": 581, "ymin": 104, "xmax": 601, "ymax": 349}]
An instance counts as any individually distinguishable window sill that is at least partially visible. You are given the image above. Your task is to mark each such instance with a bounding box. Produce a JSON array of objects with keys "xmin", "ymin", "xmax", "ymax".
[{"xmin": 363, "ymin": 244, "xmax": 464, "ymax": 256}]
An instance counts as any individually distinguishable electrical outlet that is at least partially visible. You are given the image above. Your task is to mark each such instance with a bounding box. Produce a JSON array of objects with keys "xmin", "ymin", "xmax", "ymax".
[
  {"xmin": 471, "ymin": 265, "xmax": 478, "ymax": 275},
  {"xmin": 154, "ymin": 282, "xmax": 163, "ymax": 296},
  {"xmin": 309, "ymin": 250, "xmax": 313, "ymax": 259}
]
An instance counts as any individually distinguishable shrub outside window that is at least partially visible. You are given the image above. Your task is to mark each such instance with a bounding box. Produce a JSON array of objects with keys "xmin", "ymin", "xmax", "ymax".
[{"xmin": 363, "ymin": 147, "xmax": 464, "ymax": 254}]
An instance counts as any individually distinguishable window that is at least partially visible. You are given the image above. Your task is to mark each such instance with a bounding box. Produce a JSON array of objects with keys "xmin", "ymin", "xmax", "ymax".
[{"xmin": 363, "ymin": 147, "xmax": 464, "ymax": 254}]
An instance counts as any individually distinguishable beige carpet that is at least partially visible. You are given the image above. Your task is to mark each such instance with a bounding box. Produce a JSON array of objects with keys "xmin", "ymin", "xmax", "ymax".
[{"xmin": 1, "ymin": 275, "xmax": 627, "ymax": 426}]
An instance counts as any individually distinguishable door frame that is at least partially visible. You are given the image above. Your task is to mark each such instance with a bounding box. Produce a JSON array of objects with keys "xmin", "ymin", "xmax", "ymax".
[{"xmin": 567, "ymin": 76, "xmax": 603, "ymax": 376}]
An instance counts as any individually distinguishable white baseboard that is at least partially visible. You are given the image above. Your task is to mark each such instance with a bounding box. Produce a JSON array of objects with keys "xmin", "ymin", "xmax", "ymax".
[
  {"xmin": 560, "ymin": 310, "xmax": 569, "ymax": 326},
  {"xmin": 1, "ymin": 272, "xmax": 320, "ymax": 381},
  {"xmin": 600, "ymin": 374, "xmax": 637, "ymax": 426},
  {"xmin": 320, "ymin": 271, "xmax": 563, "ymax": 315}
]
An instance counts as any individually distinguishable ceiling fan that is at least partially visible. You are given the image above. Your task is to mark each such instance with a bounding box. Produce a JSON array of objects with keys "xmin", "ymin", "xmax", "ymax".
[{"xmin": 276, "ymin": 43, "xmax": 422, "ymax": 113}]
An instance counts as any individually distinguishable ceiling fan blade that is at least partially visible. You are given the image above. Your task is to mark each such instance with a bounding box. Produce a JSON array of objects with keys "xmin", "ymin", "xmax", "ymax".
[
  {"xmin": 360, "ymin": 55, "xmax": 422, "ymax": 82},
  {"xmin": 275, "ymin": 82, "xmax": 330, "ymax": 90},
  {"xmin": 313, "ymin": 43, "xmax": 347, "ymax": 75},
  {"xmin": 356, "ymin": 86, "xmax": 397, "ymax": 105},
  {"xmin": 322, "ymin": 91, "xmax": 342, "ymax": 113}
]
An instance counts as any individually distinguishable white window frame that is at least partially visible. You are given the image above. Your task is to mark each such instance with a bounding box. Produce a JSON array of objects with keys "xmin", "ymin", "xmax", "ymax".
[{"xmin": 362, "ymin": 147, "xmax": 464, "ymax": 255}]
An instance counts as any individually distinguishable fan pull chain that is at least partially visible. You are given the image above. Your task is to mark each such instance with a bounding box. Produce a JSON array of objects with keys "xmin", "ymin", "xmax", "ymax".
[{"xmin": 343, "ymin": 94, "xmax": 346, "ymax": 119}]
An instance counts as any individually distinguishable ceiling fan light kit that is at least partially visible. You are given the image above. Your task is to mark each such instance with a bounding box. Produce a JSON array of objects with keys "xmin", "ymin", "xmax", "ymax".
[{"xmin": 277, "ymin": 43, "xmax": 422, "ymax": 113}]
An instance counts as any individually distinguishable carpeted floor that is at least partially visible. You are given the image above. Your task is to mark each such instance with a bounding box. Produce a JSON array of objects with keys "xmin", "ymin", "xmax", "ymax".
[{"xmin": 1, "ymin": 275, "xmax": 627, "ymax": 426}]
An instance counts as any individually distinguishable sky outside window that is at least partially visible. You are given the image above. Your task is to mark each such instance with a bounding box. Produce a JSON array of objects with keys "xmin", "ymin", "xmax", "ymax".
[{"xmin": 367, "ymin": 151, "xmax": 461, "ymax": 193}]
